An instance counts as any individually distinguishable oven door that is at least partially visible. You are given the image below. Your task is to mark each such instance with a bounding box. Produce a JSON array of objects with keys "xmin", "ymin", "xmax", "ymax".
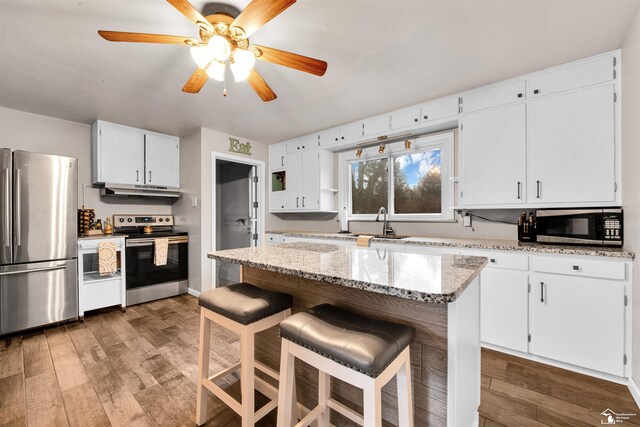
[
  {"xmin": 125, "ymin": 236, "xmax": 188, "ymax": 289},
  {"xmin": 535, "ymin": 209, "xmax": 603, "ymax": 245}
]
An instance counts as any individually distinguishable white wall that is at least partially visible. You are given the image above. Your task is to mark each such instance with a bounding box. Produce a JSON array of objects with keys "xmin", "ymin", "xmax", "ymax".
[
  {"xmin": 172, "ymin": 128, "xmax": 202, "ymax": 295},
  {"xmin": 0, "ymin": 107, "xmax": 172, "ymax": 221},
  {"xmin": 174, "ymin": 127, "xmax": 268, "ymax": 293},
  {"xmin": 621, "ymin": 10, "xmax": 640, "ymax": 390}
]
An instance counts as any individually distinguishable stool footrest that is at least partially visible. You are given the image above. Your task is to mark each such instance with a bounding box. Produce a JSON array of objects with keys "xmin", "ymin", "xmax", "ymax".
[
  {"xmin": 255, "ymin": 376, "xmax": 278, "ymax": 400},
  {"xmin": 256, "ymin": 360, "xmax": 280, "ymax": 381},
  {"xmin": 209, "ymin": 362, "xmax": 241, "ymax": 383},
  {"xmin": 202, "ymin": 379, "xmax": 242, "ymax": 415},
  {"xmin": 328, "ymin": 398, "xmax": 364, "ymax": 425},
  {"xmin": 295, "ymin": 405, "xmax": 324, "ymax": 427}
]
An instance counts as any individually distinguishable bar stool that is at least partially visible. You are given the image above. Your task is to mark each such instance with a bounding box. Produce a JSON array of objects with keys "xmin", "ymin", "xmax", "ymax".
[
  {"xmin": 276, "ymin": 304, "xmax": 415, "ymax": 427},
  {"xmin": 196, "ymin": 283, "xmax": 293, "ymax": 426}
]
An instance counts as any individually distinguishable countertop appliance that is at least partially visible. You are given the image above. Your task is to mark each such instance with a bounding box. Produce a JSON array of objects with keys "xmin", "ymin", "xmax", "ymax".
[
  {"xmin": 0, "ymin": 149, "xmax": 78, "ymax": 335},
  {"xmin": 113, "ymin": 214, "xmax": 188, "ymax": 305},
  {"xmin": 534, "ymin": 208, "xmax": 623, "ymax": 247}
]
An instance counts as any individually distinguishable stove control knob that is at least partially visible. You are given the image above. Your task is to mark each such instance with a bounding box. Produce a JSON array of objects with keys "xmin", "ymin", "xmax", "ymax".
[
  {"xmin": 158, "ymin": 218, "xmax": 164, "ymax": 222},
  {"xmin": 127, "ymin": 218, "xmax": 133, "ymax": 223},
  {"xmin": 166, "ymin": 217, "xmax": 171, "ymax": 223},
  {"xmin": 118, "ymin": 218, "xmax": 125, "ymax": 223}
]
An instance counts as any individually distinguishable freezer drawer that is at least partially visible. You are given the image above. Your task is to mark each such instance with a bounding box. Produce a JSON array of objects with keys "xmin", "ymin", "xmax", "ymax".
[{"xmin": 0, "ymin": 259, "xmax": 77, "ymax": 335}]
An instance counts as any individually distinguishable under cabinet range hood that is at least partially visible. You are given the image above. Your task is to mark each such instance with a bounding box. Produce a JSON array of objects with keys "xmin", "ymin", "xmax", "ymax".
[{"xmin": 100, "ymin": 183, "xmax": 180, "ymax": 199}]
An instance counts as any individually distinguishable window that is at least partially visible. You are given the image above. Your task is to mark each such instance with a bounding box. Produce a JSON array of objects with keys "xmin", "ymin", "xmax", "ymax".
[{"xmin": 340, "ymin": 132, "xmax": 455, "ymax": 221}]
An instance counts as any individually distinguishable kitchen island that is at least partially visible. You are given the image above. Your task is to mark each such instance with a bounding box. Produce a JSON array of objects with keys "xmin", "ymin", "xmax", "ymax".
[{"xmin": 208, "ymin": 242, "xmax": 488, "ymax": 426}]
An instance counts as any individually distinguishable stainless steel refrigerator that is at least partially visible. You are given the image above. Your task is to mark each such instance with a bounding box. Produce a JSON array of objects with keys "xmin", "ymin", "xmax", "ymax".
[{"xmin": 0, "ymin": 149, "xmax": 78, "ymax": 335}]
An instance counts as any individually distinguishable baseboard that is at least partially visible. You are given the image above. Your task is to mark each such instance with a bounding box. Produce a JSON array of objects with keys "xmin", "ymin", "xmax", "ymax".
[
  {"xmin": 187, "ymin": 288, "xmax": 200, "ymax": 298},
  {"xmin": 628, "ymin": 378, "xmax": 640, "ymax": 410}
]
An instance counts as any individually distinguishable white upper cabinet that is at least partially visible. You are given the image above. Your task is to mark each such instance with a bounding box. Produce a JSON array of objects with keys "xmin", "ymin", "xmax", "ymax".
[
  {"xmin": 280, "ymin": 148, "xmax": 334, "ymax": 212},
  {"xmin": 319, "ymin": 128, "xmax": 340, "ymax": 146},
  {"xmin": 390, "ymin": 107, "xmax": 421, "ymax": 130},
  {"xmin": 528, "ymin": 83, "xmax": 616, "ymax": 205},
  {"xmin": 93, "ymin": 121, "xmax": 179, "ymax": 187},
  {"xmin": 462, "ymin": 81, "xmax": 525, "ymax": 114},
  {"xmin": 269, "ymin": 143, "xmax": 287, "ymax": 170},
  {"xmin": 460, "ymin": 103, "xmax": 526, "ymax": 206},
  {"xmin": 285, "ymin": 151, "xmax": 303, "ymax": 210},
  {"xmin": 340, "ymin": 122, "xmax": 364, "ymax": 142},
  {"xmin": 362, "ymin": 115, "xmax": 390, "ymax": 137},
  {"xmin": 300, "ymin": 149, "xmax": 321, "ymax": 210},
  {"xmin": 93, "ymin": 121, "xmax": 145, "ymax": 185},
  {"xmin": 286, "ymin": 135, "xmax": 316, "ymax": 152},
  {"xmin": 144, "ymin": 133, "xmax": 179, "ymax": 188},
  {"xmin": 527, "ymin": 56, "xmax": 614, "ymax": 98},
  {"xmin": 420, "ymin": 96, "xmax": 460, "ymax": 122}
]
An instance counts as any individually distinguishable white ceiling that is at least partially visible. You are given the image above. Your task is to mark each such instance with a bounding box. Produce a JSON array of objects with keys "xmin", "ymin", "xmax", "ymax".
[{"xmin": 1, "ymin": 0, "xmax": 639, "ymax": 143}]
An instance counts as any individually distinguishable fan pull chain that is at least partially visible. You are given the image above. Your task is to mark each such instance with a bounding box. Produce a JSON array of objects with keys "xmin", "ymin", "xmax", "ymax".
[{"xmin": 223, "ymin": 77, "xmax": 227, "ymax": 97}]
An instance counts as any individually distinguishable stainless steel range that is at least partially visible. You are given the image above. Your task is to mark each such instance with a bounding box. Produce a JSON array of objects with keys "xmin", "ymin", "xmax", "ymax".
[{"xmin": 113, "ymin": 214, "xmax": 188, "ymax": 305}]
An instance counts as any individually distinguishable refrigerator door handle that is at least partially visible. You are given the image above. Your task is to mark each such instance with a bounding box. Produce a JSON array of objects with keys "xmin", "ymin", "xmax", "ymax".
[
  {"xmin": 0, "ymin": 264, "xmax": 67, "ymax": 277},
  {"xmin": 3, "ymin": 168, "xmax": 9, "ymax": 247},
  {"xmin": 14, "ymin": 168, "xmax": 21, "ymax": 247}
]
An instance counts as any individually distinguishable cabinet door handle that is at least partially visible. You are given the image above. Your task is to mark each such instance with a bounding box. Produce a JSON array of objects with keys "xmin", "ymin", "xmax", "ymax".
[
  {"xmin": 148, "ymin": 171, "xmax": 152, "ymax": 182},
  {"xmin": 517, "ymin": 93, "xmax": 523, "ymax": 98},
  {"xmin": 517, "ymin": 181, "xmax": 521, "ymax": 199},
  {"xmin": 136, "ymin": 170, "xmax": 139, "ymax": 182},
  {"xmin": 536, "ymin": 180, "xmax": 541, "ymax": 199},
  {"xmin": 572, "ymin": 265, "xmax": 580, "ymax": 271},
  {"xmin": 490, "ymin": 258, "xmax": 496, "ymax": 264},
  {"xmin": 302, "ymin": 196, "xmax": 305, "ymax": 207},
  {"xmin": 540, "ymin": 282, "xmax": 545, "ymax": 303},
  {"xmin": 423, "ymin": 115, "xmax": 428, "ymax": 120},
  {"xmin": 534, "ymin": 89, "xmax": 540, "ymax": 95},
  {"xmin": 281, "ymin": 156, "xmax": 284, "ymax": 167},
  {"xmin": 413, "ymin": 118, "xmax": 418, "ymax": 123},
  {"xmin": 296, "ymin": 197, "xmax": 299, "ymax": 208}
]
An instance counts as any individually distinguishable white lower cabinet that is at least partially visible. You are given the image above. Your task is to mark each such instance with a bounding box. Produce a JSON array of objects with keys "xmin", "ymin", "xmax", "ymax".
[
  {"xmin": 480, "ymin": 268, "xmax": 529, "ymax": 353},
  {"xmin": 529, "ymin": 272, "xmax": 626, "ymax": 377}
]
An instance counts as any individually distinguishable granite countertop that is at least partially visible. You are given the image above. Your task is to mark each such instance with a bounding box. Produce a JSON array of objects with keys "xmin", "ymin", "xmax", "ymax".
[
  {"xmin": 267, "ymin": 230, "xmax": 635, "ymax": 259},
  {"xmin": 78, "ymin": 233, "xmax": 128, "ymax": 240},
  {"xmin": 208, "ymin": 242, "xmax": 488, "ymax": 304}
]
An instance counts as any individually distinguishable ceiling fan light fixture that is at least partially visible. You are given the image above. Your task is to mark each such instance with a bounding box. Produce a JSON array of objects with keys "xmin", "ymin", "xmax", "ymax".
[
  {"xmin": 208, "ymin": 35, "xmax": 231, "ymax": 61},
  {"xmin": 230, "ymin": 61, "xmax": 251, "ymax": 82},
  {"xmin": 206, "ymin": 60, "xmax": 226, "ymax": 82},
  {"xmin": 230, "ymin": 49, "xmax": 256, "ymax": 82},
  {"xmin": 190, "ymin": 45, "xmax": 212, "ymax": 69}
]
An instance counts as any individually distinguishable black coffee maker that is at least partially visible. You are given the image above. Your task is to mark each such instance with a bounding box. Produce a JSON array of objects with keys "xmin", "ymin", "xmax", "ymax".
[{"xmin": 517, "ymin": 211, "xmax": 537, "ymax": 242}]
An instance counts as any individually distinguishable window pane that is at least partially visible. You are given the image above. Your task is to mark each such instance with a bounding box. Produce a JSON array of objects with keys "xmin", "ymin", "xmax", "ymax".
[
  {"xmin": 393, "ymin": 149, "xmax": 442, "ymax": 214},
  {"xmin": 351, "ymin": 158, "xmax": 388, "ymax": 214}
]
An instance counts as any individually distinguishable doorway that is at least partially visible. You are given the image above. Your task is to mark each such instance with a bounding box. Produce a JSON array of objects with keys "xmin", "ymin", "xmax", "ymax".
[{"xmin": 212, "ymin": 154, "xmax": 264, "ymax": 287}]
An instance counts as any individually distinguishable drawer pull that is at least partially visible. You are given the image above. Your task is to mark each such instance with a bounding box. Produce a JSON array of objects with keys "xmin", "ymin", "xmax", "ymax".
[
  {"xmin": 540, "ymin": 282, "xmax": 545, "ymax": 303},
  {"xmin": 490, "ymin": 258, "xmax": 496, "ymax": 264},
  {"xmin": 572, "ymin": 265, "xmax": 580, "ymax": 271}
]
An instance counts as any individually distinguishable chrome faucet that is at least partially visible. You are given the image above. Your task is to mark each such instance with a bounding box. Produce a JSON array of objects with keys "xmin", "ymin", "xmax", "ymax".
[{"xmin": 375, "ymin": 207, "xmax": 395, "ymax": 237}]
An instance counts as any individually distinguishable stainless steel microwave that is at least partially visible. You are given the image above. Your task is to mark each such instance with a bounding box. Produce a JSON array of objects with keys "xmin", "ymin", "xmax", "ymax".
[{"xmin": 535, "ymin": 208, "xmax": 623, "ymax": 247}]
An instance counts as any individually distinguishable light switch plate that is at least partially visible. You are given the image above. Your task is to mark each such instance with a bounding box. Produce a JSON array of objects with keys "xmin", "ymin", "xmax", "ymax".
[{"xmin": 191, "ymin": 197, "xmax": 198, "ymax": 207}]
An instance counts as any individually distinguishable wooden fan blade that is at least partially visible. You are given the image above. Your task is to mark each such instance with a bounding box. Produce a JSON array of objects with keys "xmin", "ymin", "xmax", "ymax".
[
  {"xmin": 182, "ymin": 68, "xmax": 208, "ymax": 93},
  {"xmin": 98, "ymin": 30, "xmax": 198, "ymax": 45},
  {"xmin": 254, "ymin": 45, "xmax": 327, "ymax": 76},
  {"xmin": 248, "ymin": 69, "xmax": 277, "ymax": 102},
  {"xmin": 167, "ymin": 0, "xmax": 213, "ymax": 31},
  {"xmin": 231, "ymin": 0, "xmax": 296, "ymax": 38}
]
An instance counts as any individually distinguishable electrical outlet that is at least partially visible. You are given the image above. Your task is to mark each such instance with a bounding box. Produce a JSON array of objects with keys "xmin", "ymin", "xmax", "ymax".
[
  {"xmin": 463, "ymin": 213, "xmax": 472, "ymax": 227},
  {"xmin": 191, "ymin": 197, "xmax": 198, "ymax": 207}
]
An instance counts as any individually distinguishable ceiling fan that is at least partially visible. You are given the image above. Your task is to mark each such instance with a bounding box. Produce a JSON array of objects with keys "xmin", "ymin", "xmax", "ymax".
[{"xmin": 98, "ymin": 0, "xmax": 328, "ymax": 102}]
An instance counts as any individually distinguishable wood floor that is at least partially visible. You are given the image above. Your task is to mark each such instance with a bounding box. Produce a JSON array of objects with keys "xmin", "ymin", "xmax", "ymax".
[{"xmin": 0, "ymin": 294, "xmax": 637, "ymax": 427}]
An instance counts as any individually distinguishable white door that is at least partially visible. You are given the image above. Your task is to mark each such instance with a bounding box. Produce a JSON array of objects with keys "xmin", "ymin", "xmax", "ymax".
[
  {"xmin": 98, "ymin": 123, "xmax": 144, "ymax": 185},
  {"xmin": 285, "ymin": 151, "xmax": 302, "ymax": 210},
  {"xmin": 145, "ymin": 133, "xmax": 180, "ymax": 187},
  {"xmin": 301, "ymin": 149, "xmax": 320, "ymax": 210},
  {"xmin": 528, "ymin": 84, "xmax": 616, "ymax": 204},
  {"xmin": 529, "ymin": 273, "xmax": 626, "ymax": 376},
  {"xmin": 460, "ymin": 103, "xmax": 526, "ymax": 206},
  {"xmin": 269, "ymin": 143, "xmax": 286, "ymax": 170},
  {"xmin": 480, "ymin": 268, "xmax": 529, "ymax": 352}
]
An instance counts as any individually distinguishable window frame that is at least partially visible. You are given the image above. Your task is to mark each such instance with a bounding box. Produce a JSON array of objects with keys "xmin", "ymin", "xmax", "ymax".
[{"xmin": 339, "ymin": 131, "xmax": 455, "ymax": 222}]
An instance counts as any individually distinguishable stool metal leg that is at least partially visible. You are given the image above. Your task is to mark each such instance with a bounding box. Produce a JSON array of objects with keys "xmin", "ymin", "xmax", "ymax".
[
  {"xmin": 196, "ymin": 310, "xmax": 211, "ymax": 426},
  {"xmin": 276, "ymin": 339, "xmax": 296, "ymax": 427},
  {"xmin": 317, "ymin": 371, "xmax": 330, "ymax": 427},
  {"xmin": 240, "ymin": 324, "xmax": 256, "ymax": 427},
  {"xmin": 397, "ymin": 358, "xmax": 413, "ymax": 427}
]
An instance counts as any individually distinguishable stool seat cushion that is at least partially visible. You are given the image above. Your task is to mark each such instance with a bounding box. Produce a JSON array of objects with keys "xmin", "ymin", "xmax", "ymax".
[
  {"xmin": 199, "ymin": 283, "xmax": 293, "ymax": 325},
  {"xmin": 279, "ymin": 304, "xmax": 415, "ymax": 378}
]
